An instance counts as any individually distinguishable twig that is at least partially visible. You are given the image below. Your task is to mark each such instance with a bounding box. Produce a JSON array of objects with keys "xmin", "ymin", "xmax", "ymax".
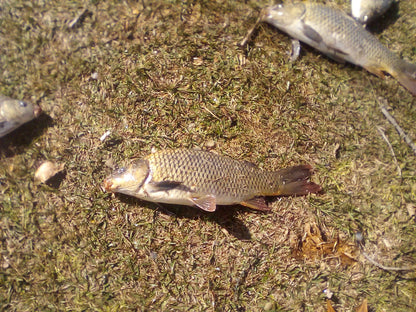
[
  {"xmin": 379, "ymin": 100, "xmax": 416, "ymax": 156},
  {"xmin": 68, "ymin": 8, "xmax": 92, "ymax": 29},
  {"xmin": 356, "ymin": 233, "xmax": 416, "ymax": 272},
  {"xmin": 239, "ymin": 14, "xmax": 263, "ymax": 47},
  {"xmin": 360, "ymin": 250, "xmax": 415, "ymax": 272},
  {"xmin": 376, "ymin": 126, "xmax": 402, "ymax": 179}
]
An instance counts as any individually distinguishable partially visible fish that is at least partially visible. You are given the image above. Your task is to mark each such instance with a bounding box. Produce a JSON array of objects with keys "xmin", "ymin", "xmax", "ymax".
[
  {"xmin": 103, "ymin": 149, "xmax": 321, "ymax": 212},
  {"xmin": 351, "ymin": 0, "xmax": 394, "ymax": 24},
  {"xmin": 241, "ymin": 2, "xmax": 416, "ymax": 96},
  {"xmin": 0, "ymin": 95, "xmax": 42, "ymax": 138}
]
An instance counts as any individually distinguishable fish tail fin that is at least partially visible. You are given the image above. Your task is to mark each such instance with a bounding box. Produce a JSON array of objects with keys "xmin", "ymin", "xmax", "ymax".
[
  {"xmin": 391, "ymin": 60, "xmax": 416, "ymax": 96},
  {"xmin": 273, "ymin": 165, "xmax": 322, "ymax": 196}
]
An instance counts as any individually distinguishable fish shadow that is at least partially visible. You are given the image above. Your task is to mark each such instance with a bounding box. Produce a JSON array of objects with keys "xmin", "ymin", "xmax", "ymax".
[
  {"xmin": 0, "ymin": 112, "xmax": 53, "ymax": 157},
  {"xmin": 116, "ymin": 194, "xmax": 256, "ymax": 240},
  {"xmin": 45, "ymin": 170, "xmax": 67, "ymax": 189}
]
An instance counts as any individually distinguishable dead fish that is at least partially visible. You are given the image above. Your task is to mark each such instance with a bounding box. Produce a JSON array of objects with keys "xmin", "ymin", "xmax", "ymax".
[
  {"xmin": 351, "ymin": 0, "xmax": 394, "ymax": 24},
  {"xmin": 0, "ymin": 95, "xmax": 42, "ymax": 138},
  {"xmin": 103, "ymin": 149, "xmax": 321, "ymax": 212},
  {"xmin": 242, "ymin": 2, "xmax": 416, "ymax": 96}
]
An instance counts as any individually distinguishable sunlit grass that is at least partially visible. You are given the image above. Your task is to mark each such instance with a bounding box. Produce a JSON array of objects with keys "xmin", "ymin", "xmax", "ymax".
[{"xmin": 0, "ymin": 0, "xmax": 415, "ymax": 311}]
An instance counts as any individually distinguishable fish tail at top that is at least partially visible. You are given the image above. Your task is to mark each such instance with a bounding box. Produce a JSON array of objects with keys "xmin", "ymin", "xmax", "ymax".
[{"xmin": 273, "ymin": 165, "xmax": 322, "ymax": 196}]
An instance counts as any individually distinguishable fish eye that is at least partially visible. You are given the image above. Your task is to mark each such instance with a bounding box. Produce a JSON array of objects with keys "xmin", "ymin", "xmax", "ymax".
[
  {"xmin": 116, "ymin": 167, "xmax": 126, "ymax": 174},
  {"xmin": 19, "ymin": 101, "xmax": 28, "ymax": 108}
]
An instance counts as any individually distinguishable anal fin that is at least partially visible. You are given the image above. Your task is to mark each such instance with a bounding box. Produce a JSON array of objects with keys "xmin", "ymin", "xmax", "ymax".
[
  {"xmin": 241, "ymin": 197, "xmax": 271, "ymax": 211},
  {"xmin": 191, "ymin": 195, "xmax": 217, "ymax": 212}
]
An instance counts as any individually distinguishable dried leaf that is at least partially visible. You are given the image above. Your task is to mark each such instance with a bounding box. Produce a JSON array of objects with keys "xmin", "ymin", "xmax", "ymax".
[
  {"xmin": 292, "ymin": 221, "xmax": 358, "ymax": 265},
  {"xmin": 356, "ymin": 298, "xmax": 368, "ymax": 312},
  {"xmin": 327, "ymin": 299, "xmax": 336, "ymax": 312}
]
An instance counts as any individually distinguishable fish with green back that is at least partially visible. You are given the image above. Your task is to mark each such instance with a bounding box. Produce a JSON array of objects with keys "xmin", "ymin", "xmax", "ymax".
[
  {"xmin": 241, "ymin": 2, "xmax": 416, "ymax": 96},
  {"xmin": 103, "ymin": 149, "xmax": 321, "ymax": 212},
  {"xmin": 0, "ymin": 95, "xmax": 42, "ymax": 138}
]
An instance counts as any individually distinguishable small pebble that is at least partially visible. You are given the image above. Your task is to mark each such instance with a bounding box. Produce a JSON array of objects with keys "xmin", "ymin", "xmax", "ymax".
[
  {"xmin": 264, "ymin": 301, "xmax": 275, "ymax": 311},
  {"xmin": 205, "ymin": 140, "xmax": 216, "ymax": 148},
  {"xmin": 35, "ymin": 161, "xmax": 65, "ymax": 183},
  {"xmin": 406, "ymin": 203, "xmax": 415, "ymax": 217},
  {"xmin": 91, "ymin": 72, "xmax": 99, "ymax": 80}
]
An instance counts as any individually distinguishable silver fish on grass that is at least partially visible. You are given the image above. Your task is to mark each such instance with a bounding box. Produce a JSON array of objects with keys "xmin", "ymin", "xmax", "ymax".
[
  {"xmin": 241, "ymin": 2, "xmax": 416, "ymax": 96},
  {"xmin": 351, "ymin": 0, "xmax": 394, "ymax": 24},
  {"xmin": 103, "ymin": 149, "xmax": 322, "ymax": 212},
  {"xmin": 0, "ymin": 95, "xmax": 42, "ymax": 138}
]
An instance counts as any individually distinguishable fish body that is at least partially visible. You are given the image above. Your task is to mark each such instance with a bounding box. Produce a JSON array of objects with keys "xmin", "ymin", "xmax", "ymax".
[
  {"xmin": 351, "ymin": 0, "xmax": 394, "ymax": 24},
  {"xmin": 0, "ymin": 95, "xmax": 42, "ymax": 138},
  {"xmin": 261, "ymin": 2, "xmax": 416, "ymax": 95},
  {"xmin": 103, "ymin": 149, "xmax": 321, "ymax": 212}
]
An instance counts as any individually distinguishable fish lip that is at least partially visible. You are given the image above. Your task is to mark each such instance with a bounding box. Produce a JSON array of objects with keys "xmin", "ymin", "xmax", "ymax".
[
  {"xmin": 102, "ymin": 179, "xmax": 114, "ymax": 192},
  {"xmin": 33, "ymin": 105, "xmax": 42, "ymax": 118}
]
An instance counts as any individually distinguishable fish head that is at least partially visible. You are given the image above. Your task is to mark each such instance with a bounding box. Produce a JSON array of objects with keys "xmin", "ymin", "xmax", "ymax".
[
  {"xmin": 262, "ymin": 2, "xmax": 306, "ymax": 27},
  {"xmin": 103, "ymin": 159, "xmax": 150, "ymax": 196},
  {"xmin": 1, "ymin": 98, "xmax": 40, "ymax": 123},
  {"xmin": 351, "ymin": 0, "xmax": 393, "ymax": 24}
]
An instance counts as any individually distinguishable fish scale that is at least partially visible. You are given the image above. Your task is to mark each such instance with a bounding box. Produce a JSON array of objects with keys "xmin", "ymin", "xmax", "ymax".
[
  {"xmin": 148, "ymin": 150, "xmax": 262, "ymax": 199},
  {"xmin": 103, "ymin": 149, "xmax": 322, "ymax": 212}
]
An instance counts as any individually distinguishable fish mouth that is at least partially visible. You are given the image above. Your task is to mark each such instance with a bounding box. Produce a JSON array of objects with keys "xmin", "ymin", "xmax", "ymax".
[
  {"xmin": 34, "ymin": 105, "xmax": 42, "ymax": 118},
  {"xmin": 102, "ymin": 179, "xmax": 114, "ymax": 192}
]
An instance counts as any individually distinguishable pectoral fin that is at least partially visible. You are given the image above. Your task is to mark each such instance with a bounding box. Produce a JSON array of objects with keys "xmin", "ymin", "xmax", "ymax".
[
  {"xmin": 290, "ymin": 39, "xmax": 301, "ymax": 62},
  {"xmin": 191, "ymin": 195, "xmax": 217, "ymax": 212},
  {"xmin": 147, "ymin": 180, "xmax": 184, "ymax": 193},
  {"xmin": 301, "ymin": 22, "xmax": 323, "ymax": 44},
  {"xmin": 240, "ymin": 197, "xmax": 271, "ymax": 211},
  {"xmin": 0, "ymin": 120, "xmax": 17, "ymax": 137}
]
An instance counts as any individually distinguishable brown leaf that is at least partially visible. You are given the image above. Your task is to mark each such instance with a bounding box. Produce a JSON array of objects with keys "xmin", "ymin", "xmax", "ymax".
[
  {"xmin": 292, "ymin": 221, "xmax": 358, "ymax": 266},
  {"xmin": 327, "ymin": 299, "xmax": 336, "ymax": 312},
  {"xmin": 356, "ymin": 298, "xmax": 368, "ymax": 312}
]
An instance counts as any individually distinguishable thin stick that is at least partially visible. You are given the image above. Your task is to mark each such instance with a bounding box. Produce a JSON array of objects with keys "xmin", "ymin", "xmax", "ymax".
[
  {"xmin": 377, "ymin": 126, "xmax": 402, "ymax": 179},
  {"xmin": 379, "ymin": 102, "xmax": 416, "ymax": 156},
  {"xmin": 239, "ymin": 14, "xmax": 263, "ymax": 47},
  {"xmin": 360, "ymin": 250, "xmax": 415, "ymax": 272},
  {"xmin": 356, "ymin": 233, "xmax": 415, "ymax": 272},
  {"xmin": 68, "ymin": 9, "xmax": 91, "ymax": 29}
]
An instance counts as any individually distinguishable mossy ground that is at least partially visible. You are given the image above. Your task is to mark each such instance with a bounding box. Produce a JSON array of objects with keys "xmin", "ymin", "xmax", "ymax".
[{"xmin": 1, "ymin": 0, "xmax": 415, "ymax": 311}]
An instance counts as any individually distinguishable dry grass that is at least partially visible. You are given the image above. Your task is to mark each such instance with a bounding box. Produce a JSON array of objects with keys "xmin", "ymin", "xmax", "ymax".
[{"xmin": 1, "ymin": 0, "xmax": 415, "ymax": 311}]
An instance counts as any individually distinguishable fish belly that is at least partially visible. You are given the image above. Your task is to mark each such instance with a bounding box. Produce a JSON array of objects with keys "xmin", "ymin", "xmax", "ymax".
[
  {"xmin": 138, "ymin": 184, "xmax": 195, "ymax": 206},
  {"xmin": 282, "ymin": 20, "xmax": 363, "ymax": 66}
]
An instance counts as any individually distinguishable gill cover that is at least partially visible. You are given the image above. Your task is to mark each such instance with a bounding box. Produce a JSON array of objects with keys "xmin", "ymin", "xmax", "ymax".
[
  {"xmin": 263, "ymin": 2, "xmax": 306, "ymax": 27},
  {"xmin": 103, "ymin": 159, "xmax": 150, "ymax": 196}
]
